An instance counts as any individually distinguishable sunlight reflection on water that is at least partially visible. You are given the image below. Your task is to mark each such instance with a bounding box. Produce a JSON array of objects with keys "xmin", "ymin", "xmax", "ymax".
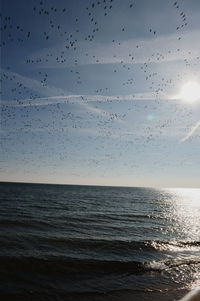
[
  {"xmin": 163, "ymin": 188, "xmax": 200, "ymax": 242},
  {"xmin": 162, "ymin": 188, "xmax": 200, "ymax": 291}
]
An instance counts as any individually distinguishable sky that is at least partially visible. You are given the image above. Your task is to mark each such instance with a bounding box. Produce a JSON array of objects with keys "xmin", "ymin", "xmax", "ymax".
[{"xmin": 0, "ymin": 0, "xmax": 200, "ymax": 188}]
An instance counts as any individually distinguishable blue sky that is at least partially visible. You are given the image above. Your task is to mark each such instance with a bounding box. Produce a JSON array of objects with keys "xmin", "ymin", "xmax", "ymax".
[{"xmin": 1, "ymin": 0, "xmax": 200, "ymax": 187}]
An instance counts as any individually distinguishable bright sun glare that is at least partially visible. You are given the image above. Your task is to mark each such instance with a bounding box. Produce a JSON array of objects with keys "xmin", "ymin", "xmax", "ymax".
[{"xmin": 179, "ymin": 81, "xmax": 200, "ymax": 103}]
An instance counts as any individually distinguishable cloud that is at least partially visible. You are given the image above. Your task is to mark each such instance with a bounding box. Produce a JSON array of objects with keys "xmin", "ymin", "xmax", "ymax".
[
  {"xmin": 1, "ymin": 91, "xmax": 167, "ymax": 107},
  {"xmin": 1, "ymin": 92, "xmax": 128, "ymax": 124},
  {"xmin": 1, "ymin": 69, "xmax": 67, "ymax": 97},
  {"xmin": 25, "ymin": 30, "xmax": 200, "ymax": 68}
]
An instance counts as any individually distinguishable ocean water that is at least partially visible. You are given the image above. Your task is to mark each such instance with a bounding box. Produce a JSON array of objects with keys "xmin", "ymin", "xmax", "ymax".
[{"xmin": 0, "ymin": 182, "xmax": 199, "ymax": 301}]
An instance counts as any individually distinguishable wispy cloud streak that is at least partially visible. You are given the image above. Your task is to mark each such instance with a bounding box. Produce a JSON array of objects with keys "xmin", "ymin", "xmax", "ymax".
[
  {"xmin": 1, "ymin": 91, "xmax": 167, "ymax": 107},
  {"xmin": 180, "ymin": 120, "xmax": 200, "ymax": 143},
  {"xmin": 26, "ymin": 30, "xmax": 200, "ymax": 68}
]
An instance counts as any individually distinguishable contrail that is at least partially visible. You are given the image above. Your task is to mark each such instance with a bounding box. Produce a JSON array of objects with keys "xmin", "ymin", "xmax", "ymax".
[{"xmin": 180, "ymin": 120, "xmax": 200, "ymax": 143}]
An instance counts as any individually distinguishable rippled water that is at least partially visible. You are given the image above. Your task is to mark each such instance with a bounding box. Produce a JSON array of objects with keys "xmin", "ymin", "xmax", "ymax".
[{"xmin": 0, "ymin": 182, "xmax": 199, "ymax": 300}]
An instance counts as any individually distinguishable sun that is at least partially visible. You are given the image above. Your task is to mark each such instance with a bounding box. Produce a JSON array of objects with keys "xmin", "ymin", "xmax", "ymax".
[{"xmin": 179, "ymin": 81, "xmax": 200, "ymax": 103}]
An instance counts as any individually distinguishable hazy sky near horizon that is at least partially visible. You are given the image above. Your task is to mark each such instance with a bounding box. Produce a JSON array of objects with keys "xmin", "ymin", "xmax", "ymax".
[{"xmin": 1, "ymin": 0, "xmax": 200, "ymax": 187}]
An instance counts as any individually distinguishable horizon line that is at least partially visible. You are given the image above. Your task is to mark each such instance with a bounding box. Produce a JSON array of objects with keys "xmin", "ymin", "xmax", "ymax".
[{"xmin": 0, "ymin": 180, "xmax": 199, "ymax": 190}]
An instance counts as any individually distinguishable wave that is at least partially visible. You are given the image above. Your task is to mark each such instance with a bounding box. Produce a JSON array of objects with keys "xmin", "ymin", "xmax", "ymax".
[
  {"xmin": 15, "ymin": 236, "xmax": 200, "ymax": 251},
  {"xmin": 0, "ymin": 228, "xmax": 199, "ymax": 254},
  {"xmin": 0, "ymin": 218, "xmax": 51, "ymax": 228},
  {"xmin": 147, "ymin": 240, "xmax": 200, "ymax": 251},
  {"xmin": 41, "ymin": 237, "xmax": 200, "ymax": 254},
  {"xmin": 0, "ymin": 255, "xmax": 199, "ymax": 275},
  {"xmin": 148, "ymin": 258, "xmax": 200, "ymax": 271}
]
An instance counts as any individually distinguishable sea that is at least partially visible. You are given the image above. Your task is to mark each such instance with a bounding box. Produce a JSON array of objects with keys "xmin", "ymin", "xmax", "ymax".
[{"xmin": 0, "ymin": 182, "xmax": 199, "ymax": 301}]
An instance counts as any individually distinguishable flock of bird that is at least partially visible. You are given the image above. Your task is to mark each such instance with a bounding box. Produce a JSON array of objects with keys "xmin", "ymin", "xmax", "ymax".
[{"xmin": 1, "ymin": 0, "xmax": 199, "ymax": 179}]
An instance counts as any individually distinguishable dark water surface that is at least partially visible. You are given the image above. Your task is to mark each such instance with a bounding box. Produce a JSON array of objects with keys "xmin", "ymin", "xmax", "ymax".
[{"xmin": 0, "ymin": 182, "xmax": 199, "ymax": 300}]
